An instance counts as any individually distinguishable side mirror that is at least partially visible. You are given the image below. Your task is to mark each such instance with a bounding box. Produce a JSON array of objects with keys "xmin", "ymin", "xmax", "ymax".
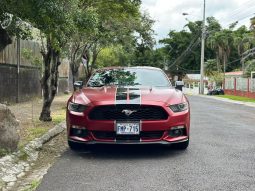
[
  {"xmin": 74, "ymin": 81, "xmax": 83, "ymax": 90},
  {"xmin": 175, "ymin": 81, "xmax": 184, "ymax": 91}
]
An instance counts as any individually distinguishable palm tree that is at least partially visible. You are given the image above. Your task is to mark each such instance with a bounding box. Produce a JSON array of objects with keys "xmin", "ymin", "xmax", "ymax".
[
  {"xmin": 233, "ymin": 26, "xmax": 254, "ymax": 57},
  {"xmin": 207, "ymin": 29, "xmax": 233, "ymax": 73}
]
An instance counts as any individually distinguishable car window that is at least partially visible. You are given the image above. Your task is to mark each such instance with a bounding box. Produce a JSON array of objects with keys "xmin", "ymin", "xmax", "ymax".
[{"xmin": 87, "ymin": 68, "xmax": 171, "ymax": 87}]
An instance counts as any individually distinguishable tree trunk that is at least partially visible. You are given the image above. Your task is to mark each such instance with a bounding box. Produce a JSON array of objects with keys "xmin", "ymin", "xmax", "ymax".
[
  {"xmin": 70, "ymin": 45, "xmax": 81, "ymax": 89},
  {"xmin": 223, "ymin": 53, "xmax": 227, "ymax": 74},
  {"xmin": 39, "ymin": 38, "xmax": 61, "ymax": 121},
  {"xmin": 83, "ymin": 50, "xmax": 91, "ymax": 82},
  {"xmin": 216, "ymin": 51, "xmax": 220, "ymax": 72},
  {"xmin": 86, "ymin": 46, "xmax": 100, "ymax": 81},
  {"xmin": 70, "ymin": 59, "xmax": 80, "ymax": 90}
]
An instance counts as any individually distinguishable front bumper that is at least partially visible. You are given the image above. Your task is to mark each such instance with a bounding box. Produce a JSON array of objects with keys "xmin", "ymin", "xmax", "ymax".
[
  {"xmin": 67, "ymin": 107, "xmax": 190, "ymax": 145},
  {"xmin": 68, "ymin": 138, "xmax": 189, "ymax": 145}
]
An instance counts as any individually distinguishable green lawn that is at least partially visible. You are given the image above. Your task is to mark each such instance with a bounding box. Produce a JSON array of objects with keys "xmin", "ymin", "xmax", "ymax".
[{"xmin": 216, "ymin": 95, "xmax": 255, "ymax": 103}]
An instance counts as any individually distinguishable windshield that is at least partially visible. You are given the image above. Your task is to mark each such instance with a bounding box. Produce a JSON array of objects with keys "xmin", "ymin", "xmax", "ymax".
[{"xmin": 87, "ymin": 68, "xmax": 171, "ymax": 87}]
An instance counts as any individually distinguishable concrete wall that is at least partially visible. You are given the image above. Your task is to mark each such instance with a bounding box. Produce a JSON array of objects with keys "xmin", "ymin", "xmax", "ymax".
[{"xmin": 224, "ymin": 78, "xmax": 255, "ymax": 99}]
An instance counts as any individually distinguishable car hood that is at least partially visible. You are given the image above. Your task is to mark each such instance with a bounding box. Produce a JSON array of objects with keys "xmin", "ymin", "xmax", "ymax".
[{"xmin": 72, "ymin": 86, "xmax": 186, "ymax": 105}]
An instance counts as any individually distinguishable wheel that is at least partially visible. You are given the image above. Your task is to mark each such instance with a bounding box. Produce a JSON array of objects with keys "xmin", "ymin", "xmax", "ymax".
[
  {"xmin": 172, "ymin": 139, "xmax": 189, "ymax": 150},
  {"xmin": 68, "ymin": 140, "xmax": 85, "ymax": 151}
]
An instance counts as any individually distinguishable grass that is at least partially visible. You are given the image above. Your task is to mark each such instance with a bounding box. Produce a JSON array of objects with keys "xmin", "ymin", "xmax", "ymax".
[
  {"xmin": 52, "ymin": 108, "xmax": 66, "ymax": 124},
  {"xmin": 17, "ymin": 148, "xmax": 29, "ymax": 161},
  {"xmin": 3, "ymin": 94, "xmax": 69, "ymax": 154},
  {"xmin": 216, "ymin": 95, "xmax": 255, "ymax": 103},
  {"xmin": 0, "ymin": 148, "xmax": 11, "ymax": 158},
  {"xmin": 22, "ymin": 180, "xmax": 41, "ymax": 191},
  {"xmin": 18, "ymin": 109, "xmax": 66, "ymax": 148}
]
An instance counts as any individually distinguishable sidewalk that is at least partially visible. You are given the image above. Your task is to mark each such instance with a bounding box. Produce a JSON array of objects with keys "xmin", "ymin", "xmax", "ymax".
[{"xmin": 191, "ymin": 94, "xmax": 255, "ymax": 108}]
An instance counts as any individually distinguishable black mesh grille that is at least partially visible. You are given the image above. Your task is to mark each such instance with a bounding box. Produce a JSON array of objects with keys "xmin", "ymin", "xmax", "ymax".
[
  {"xmin": 89, "ymin": 105, "xmax": 168, "ymax": 120},
  {"xmin": 92, "ymin": 131, "xmax": 164, "ymax": 140}
]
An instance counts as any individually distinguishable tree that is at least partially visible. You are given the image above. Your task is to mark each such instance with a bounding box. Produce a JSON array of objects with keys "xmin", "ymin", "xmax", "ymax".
[
  {"xmin": 1, "ymin": 0, "xmax": 83, "ymax": 121},
  {"xmin": 204, "ymin": 59, "xmax": 217, "ymax": 77},
  {"xmin": 0, "ymin": 2, "xmax": 32, "ymax": 51},
  {"xmin": 207, "ymin": 29, "xmax": 234, "ymax": 73},
  {"xmin": 233, "ymin": 26, "xmax": 253, "ymax": 57},
  {"xmin": 159, "ymin": 21, "xmax": 202, "ymax": 78},
  {"xmin": 30, "ymin": 0, "xmax": 80, "ymax": 121},
  {"xmin": 244, "ymin": 59, "xmax": 255, "ymax": 77},
  {"xmin": 68, "ymin": 1, "xmax": 155, "ymax": 84}
]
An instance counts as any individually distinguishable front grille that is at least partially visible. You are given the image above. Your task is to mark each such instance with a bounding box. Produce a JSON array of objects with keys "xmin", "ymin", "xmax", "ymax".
[
  {"xmin": 92, "ymin": 131, "xmax": 164, "ymax": 140},
  {"xmin": 89, "ymin": 105, "xmax": 168, "ymax": 121}
]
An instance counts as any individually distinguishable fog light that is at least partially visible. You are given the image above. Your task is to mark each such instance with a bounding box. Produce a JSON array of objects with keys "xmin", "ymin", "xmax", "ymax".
[
  {"xmin": 70, "ymin": 126, "xmax": 89, "ymax": 137},
  {"xmin": 72, "ymin": 125, "xmax": 84, "ymax": 129},
  {"xmin": 76, "ymin": 129, "xmax": 83, "ymax": 135},
  {"xmin": 169, "ymin": 126, "xmax": 185, "ymax": 137}
]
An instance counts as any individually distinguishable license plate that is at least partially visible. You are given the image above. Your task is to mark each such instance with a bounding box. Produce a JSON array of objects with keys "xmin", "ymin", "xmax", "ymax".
[{"xmin": 116, "ymin": 122, "xmax": 140, "ymax": 135}]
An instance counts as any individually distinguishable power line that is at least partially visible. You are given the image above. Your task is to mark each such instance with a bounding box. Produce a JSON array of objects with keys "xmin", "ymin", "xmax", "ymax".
[
  {"xmin": 219, "ymin": 0, "xmax": 255, "ymax": 24},
  {"xmin": 170, "ymin": 2, "xmax": 255, "ymax": 74}
]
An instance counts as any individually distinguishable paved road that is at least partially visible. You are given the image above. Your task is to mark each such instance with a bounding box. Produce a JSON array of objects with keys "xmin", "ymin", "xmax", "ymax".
[{"xmin": 37, "ymin": 96, "xmax": 255, "ymax": 191}]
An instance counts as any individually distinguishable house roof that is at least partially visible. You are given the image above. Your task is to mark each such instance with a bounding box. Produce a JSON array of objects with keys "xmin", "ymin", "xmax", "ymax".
[
  {"xmin": 184, "ymin": 74, "xmax": 208, "ymax": 81},
  {"xmin": 225, "ymin": 71, "xmax": 243, "ymax": 76}
]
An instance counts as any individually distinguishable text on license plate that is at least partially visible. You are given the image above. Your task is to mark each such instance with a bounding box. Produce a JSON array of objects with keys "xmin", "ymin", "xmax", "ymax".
[{"xmin": 116, "ymin": 122, "xmax": 140, "ymax": 135}]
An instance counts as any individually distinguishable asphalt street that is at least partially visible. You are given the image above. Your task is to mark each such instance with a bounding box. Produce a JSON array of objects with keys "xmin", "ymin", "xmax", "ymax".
[{"xmin": 37, "ymin": 96, "xmax": 255, "ymax": 191}]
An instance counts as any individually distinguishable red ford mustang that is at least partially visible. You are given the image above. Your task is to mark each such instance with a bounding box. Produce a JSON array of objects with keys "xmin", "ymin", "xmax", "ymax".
[{"xmin": 66, "ymin": 67, "xmax": 190, "ymax": 150}]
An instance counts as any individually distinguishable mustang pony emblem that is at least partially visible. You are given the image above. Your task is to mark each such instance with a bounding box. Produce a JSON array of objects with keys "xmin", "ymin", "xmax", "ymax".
[{"xmin": 122, "ymin": 109, "xmax": 137, "ymax": 116}]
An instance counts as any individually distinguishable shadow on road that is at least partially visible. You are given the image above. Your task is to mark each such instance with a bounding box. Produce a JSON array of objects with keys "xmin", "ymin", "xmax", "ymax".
[{"xmin": 65, "ymin": 144, "xmax": 189, "ymax": 160}]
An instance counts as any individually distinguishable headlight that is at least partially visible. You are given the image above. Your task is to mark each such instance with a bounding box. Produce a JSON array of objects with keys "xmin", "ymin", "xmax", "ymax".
[
  {"xmin": 68, "ymin": 102, "xmax": 88, "ymax": 112},
  {"xmin": 169, "ymin": 102, "xmax": 188, "ymax": 112}
]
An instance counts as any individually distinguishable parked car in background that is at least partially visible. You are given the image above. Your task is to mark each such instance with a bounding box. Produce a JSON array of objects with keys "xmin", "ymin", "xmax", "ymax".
[{"xmin": 207, "ymin": 88, "xmax": 224, "ymax": 95}]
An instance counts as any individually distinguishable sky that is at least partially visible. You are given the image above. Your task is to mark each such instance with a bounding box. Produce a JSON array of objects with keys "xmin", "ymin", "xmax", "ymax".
[{"xmin": 141, "ymin": 0, "xmax": 255, "ymax": 43}]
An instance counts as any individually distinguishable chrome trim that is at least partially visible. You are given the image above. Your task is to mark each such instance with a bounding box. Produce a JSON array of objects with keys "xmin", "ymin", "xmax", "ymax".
[{"xmin": 68, "ymin": 138, "xmax": 189, "ymax": 145}]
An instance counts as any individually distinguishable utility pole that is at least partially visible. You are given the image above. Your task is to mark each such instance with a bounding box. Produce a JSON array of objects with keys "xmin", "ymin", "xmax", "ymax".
[{"xmin": 200, "ymin": 0, "xmax": 206, "ymax": 94}]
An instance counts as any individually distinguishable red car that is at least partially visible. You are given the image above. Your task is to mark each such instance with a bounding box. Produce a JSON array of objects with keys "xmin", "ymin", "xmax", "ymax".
[{"xmin": 66, "ymin": 67, "xmax": 190, "ymax": 150}]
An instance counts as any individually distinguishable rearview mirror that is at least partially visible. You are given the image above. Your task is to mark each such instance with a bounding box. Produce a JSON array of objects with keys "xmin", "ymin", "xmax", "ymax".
[
  {"xmin": 74, "ymin": 81, "xmax": 83, "ymax": 90},
  {"xmin": 175, "ymin": 81, "xmax": 184, "ymax": 91}
]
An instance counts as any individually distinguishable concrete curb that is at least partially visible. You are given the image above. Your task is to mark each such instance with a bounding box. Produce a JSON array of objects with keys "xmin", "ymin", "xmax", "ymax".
[
  {"xmin": 192, "ymin": 94, "xmax": 255, "ymax": 108},
  {"xmin": 0, "ymin": 121, "xmax": 66, "ymax": 191}
]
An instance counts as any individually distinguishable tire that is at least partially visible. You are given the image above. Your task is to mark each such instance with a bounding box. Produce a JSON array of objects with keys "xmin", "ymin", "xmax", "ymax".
[
  {"xmin": 172, "ymin": 139, "xmax": 189, "ymax": 150},
  {"xmin": 68, "ymin": 140, "xmax": 85, "ymax": 151}
]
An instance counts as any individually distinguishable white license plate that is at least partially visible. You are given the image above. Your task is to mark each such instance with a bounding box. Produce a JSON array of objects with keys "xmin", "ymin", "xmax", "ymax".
[{"xmin": 116, "ymin": 122, "xmax": 140, "ymax": 135}]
